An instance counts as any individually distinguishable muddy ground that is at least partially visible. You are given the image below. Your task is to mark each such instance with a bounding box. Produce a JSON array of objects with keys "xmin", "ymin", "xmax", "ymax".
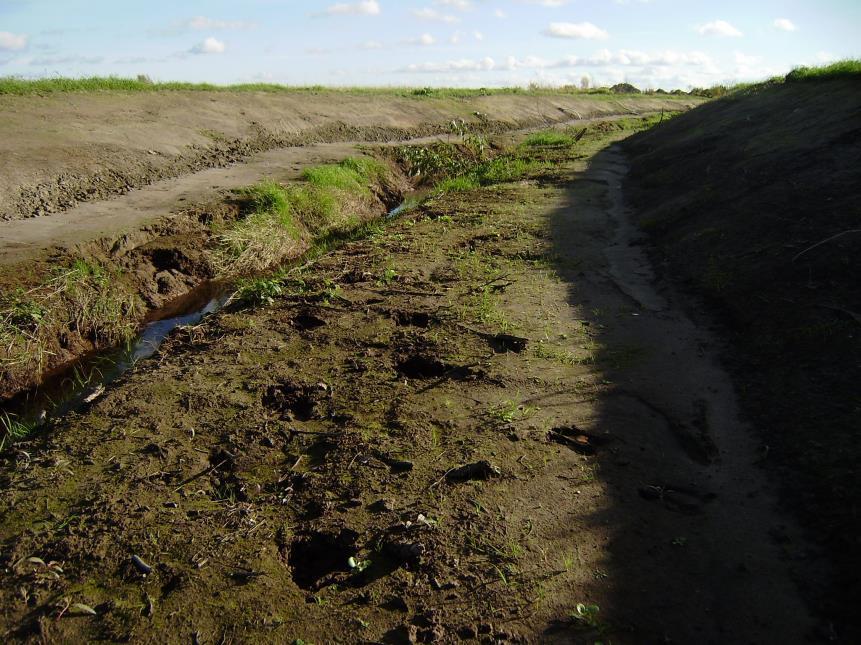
[
  {"xmin": 0, "ymin": 121, "xmax": 820, "ymax": 643},
  {"xmin": 0, "ymin": 92, "xmax": 695, "ymax": 403}
]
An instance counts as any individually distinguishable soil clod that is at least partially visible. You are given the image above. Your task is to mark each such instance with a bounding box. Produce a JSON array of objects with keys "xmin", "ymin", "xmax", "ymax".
[{"xmin": 445, "ymin": 460, "xmax": 501, "ymax": 483}]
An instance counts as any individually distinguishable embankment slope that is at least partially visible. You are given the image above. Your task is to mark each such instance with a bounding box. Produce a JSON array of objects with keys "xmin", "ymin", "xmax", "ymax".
[
  {"xmin": 622, "ymin": 75, "xmax": 861, "ymax": 637},
  {"xmin": 0, "ymin": 90, "xmax": 696, "ymax": 222}
]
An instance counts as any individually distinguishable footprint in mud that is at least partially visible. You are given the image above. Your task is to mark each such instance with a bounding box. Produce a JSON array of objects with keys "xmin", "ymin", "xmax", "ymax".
[
  {"xmin": 288, "ymin": 529, "xmax": 359, "ymax": 590},
  {"xmin": 396, "ymin": 353, "xmax": 478, "ymax": 381},
  {"xmin": 291, "ymin": 309, "xmax": 327, "ymax": 331},
  {"xmin": 389, "ymin": 309, "xmax": 434, "ymax": 328},
  {"xmin": 263, "ymin": 379, "xmax": 330, "ymax": 421},
  {"xmin": 638, "ymin": 482, "xmax": 716, "ymax": 515}
]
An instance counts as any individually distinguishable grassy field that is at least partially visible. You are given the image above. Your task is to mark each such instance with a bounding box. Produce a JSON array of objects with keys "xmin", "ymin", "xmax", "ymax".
[
  {"xmin": 1, "ymin": 61, "xmax": 857, "ymax": 98},
  {"xmin": 0, "ymin": 75, "xmax": 685, "ymax": 97}
]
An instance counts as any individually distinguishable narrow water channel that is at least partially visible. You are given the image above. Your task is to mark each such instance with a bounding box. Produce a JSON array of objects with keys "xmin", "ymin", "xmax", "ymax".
[{"xmin": 1, "ymin": 196, "xmax": 418, "ymax": 431}]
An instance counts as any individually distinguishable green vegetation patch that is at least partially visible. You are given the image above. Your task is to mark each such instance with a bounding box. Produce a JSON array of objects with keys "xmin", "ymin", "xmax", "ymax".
[
  {"xmin": 523, "ymin": 131, "xmax": 575, "ymax": 147},
  {"xmin": 219, "ymin": 156, "xmax": 394, "ymax": 275},
  {"xmin": 0, "ymin": 259, "xmax": 140, "ymax": 404},
  {"xmin": 784, "ymin": 59, "xmax": 861, "ymax": 82}
]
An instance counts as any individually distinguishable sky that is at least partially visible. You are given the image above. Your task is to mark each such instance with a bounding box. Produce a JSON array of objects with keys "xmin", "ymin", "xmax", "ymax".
[{"xmin": 0, "ymin": 1, "xmax": 858, "ymax": 90}]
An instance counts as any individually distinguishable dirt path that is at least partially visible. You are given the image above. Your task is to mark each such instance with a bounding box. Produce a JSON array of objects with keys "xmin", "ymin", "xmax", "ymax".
[{"xmin": 0, "ymin": 124, "xmax": 814, "ymax": 643}]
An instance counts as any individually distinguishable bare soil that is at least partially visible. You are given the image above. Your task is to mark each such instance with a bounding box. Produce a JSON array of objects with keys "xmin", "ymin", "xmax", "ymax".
[
  {"xmin": 0, "ymin": 91, "xmax": 696, "ymax": 223},
  {"xmin": 0, "ymin": 121, "xmax": 818, "ymax": 643}
]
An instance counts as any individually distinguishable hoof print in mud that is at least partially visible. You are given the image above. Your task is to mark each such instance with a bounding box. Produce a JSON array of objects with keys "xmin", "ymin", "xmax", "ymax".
[
  {"xmin": 637, "ymin": 483, "xmax": 716, "ymax": 515},
  {"xmin": 383, "ymin": 539, "xmax": 426, "ymax": 564},
  {"xmin": 445, "ymin": 460, "xmax": 501, "ymax": 483},
  {"xmin": 289, "ymin": 529, "xmax": 359, "ymax": 591},
  {"xmin": 390, "ymin": 309, "xmax": 434, "ymax": 328},
  {"xmin": 396, "ymin": 354, "xmax": 478, "ymax": 381},
  {"xmin": 291, "ymin": 310, "xmax": 327, "ymax": 331},
  {"xmin": 263, "ymin": 379, "xmax": 329, "ymax": 421},
  {"xmin": 487, "ymin": 333, "xmax": 528, "ymax": 354}
]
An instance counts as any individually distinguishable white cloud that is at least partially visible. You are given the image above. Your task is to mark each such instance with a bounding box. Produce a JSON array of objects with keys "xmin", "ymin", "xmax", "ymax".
[
  {"xmin": 493, "ymin": 9, "xmax": 507, "ymax": 19},
  {"xmin": 190, "ymin": 37, "xmax": 226, "ymax": 54},
  {"xmin": 435, "ymin": 0, "xmax": 472, "ymax": 9},
  {"xmin": 0, "ymin": 31, "xmax": 28, "ymax": 51},
  {"xmin": 474, "ymin": 31, "xmax": 484, "ymax": 41},
  {"xmin": 543, "ymin": 22, "xmax": 609, "ymax": 40},
  {"xmin": 186, "ymin": 16, "xmax": 256, "ymax": 31},
  {"xmin": 402, "ymin": 49, "xmax": 715, "ymax": 74},
  {"xmin": 402, "ymin": 56, "xmax": 496, "ymax": 72},
  {"xmin": 518, "ymin": 0, "xmax": 572, "ymax": 6},
  {"xmin": 324, "ymin": 1, "xmax": 381, "ymax": 16},
  {"xmin": 773, "ymin": 18, "xmax": 797, "ymax": 32},
  {"xmin": 360, "ymin": 40, "xmax": 383, "ymax": 49},
  {"xmin": 29, "ymin": 54, "xmax": 104, "ymax": 66},
  {"xmin": 403, "ymin": 33, "xmax": 437, "ymax": 46},
  {"xmin": 412, "ymin": 8, "xmax": 459, "ymax": 23},
  {"xmin": 696, "ymin": 20, "xmax": 743, "ymax": 37}
]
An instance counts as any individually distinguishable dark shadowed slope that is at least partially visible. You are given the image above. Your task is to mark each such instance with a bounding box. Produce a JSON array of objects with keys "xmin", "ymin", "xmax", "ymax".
[{"xmin": 622, "ymin": 75, "xmax": 861, "ymax": 640}]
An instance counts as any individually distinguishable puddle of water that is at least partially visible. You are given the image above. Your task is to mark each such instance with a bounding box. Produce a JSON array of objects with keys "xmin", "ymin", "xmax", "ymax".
[{"xmin": 1, "ymin": 194, "xmax": 418, "ymax": 431}]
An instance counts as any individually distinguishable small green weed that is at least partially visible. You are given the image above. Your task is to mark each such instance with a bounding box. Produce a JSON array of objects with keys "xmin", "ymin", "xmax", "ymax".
[
  {"xmin": 1, "ymin": 411, "xmax": 37, "ymax": 449},
  {"xmin": 235, "ymin": 277, "xmax": 285, "ymax": 307},
  {"xmin": 570, "ymin": 603, "xmax": 601, "ymax": 629}
]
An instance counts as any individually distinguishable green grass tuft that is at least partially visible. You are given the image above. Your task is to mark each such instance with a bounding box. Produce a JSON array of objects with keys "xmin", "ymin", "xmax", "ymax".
[
  {"xmin": 784, "ymin": 59, "xmax": 861, "ymax": 82},
  {"xmin": 436, "ymin": 176, "xmax": 480, "ymax": 193},
  {"xmin": 0, "ymin": 411, "xmax": 37, "ymax": 449},
  {"xmin": 219, "ymin": 156, "xmax": 393, "ymax": 275},
  {"xmin": 523, "ymin": 131, "xmax": 575, "ymax": 147}
]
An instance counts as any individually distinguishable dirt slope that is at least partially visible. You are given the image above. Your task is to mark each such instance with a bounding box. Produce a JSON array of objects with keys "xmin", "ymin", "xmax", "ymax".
[
  {"xmin": 0, "ymin": 90, "xmax": 696, "ymax": 222},
  {"xmin": 0, "ymin": 120, "xmax": 815, "ymax": 643},
  {"xmin": 622, "ymin": 77, "xmax": 861, "ymax": 639}
]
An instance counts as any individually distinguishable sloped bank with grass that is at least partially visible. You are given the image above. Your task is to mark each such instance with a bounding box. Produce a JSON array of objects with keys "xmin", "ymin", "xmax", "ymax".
[
  {"xmin": 621, "ymin": 62, "xmax": 861, "ymax": 639},
  {"xmin": 0, "ymin": 155, "xmax": 409, "ymax": 405}
]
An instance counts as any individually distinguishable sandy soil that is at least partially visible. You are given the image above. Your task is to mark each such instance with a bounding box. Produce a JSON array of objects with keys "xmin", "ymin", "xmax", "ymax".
[{"xmin": 0, "ymin": 122, "xmax": 816, "ymax": 643}]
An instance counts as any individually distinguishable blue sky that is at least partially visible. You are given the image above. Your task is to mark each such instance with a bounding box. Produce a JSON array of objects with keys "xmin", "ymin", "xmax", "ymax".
[{"xmin": 0, "ymin": 1, "xmax": 858, "ymax": 89}]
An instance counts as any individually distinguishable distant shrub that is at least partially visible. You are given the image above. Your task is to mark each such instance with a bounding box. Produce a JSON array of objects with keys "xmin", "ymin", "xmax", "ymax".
[{"xmin": 610, "ymin": 83, "xmax": 641, "ymax": 94}]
